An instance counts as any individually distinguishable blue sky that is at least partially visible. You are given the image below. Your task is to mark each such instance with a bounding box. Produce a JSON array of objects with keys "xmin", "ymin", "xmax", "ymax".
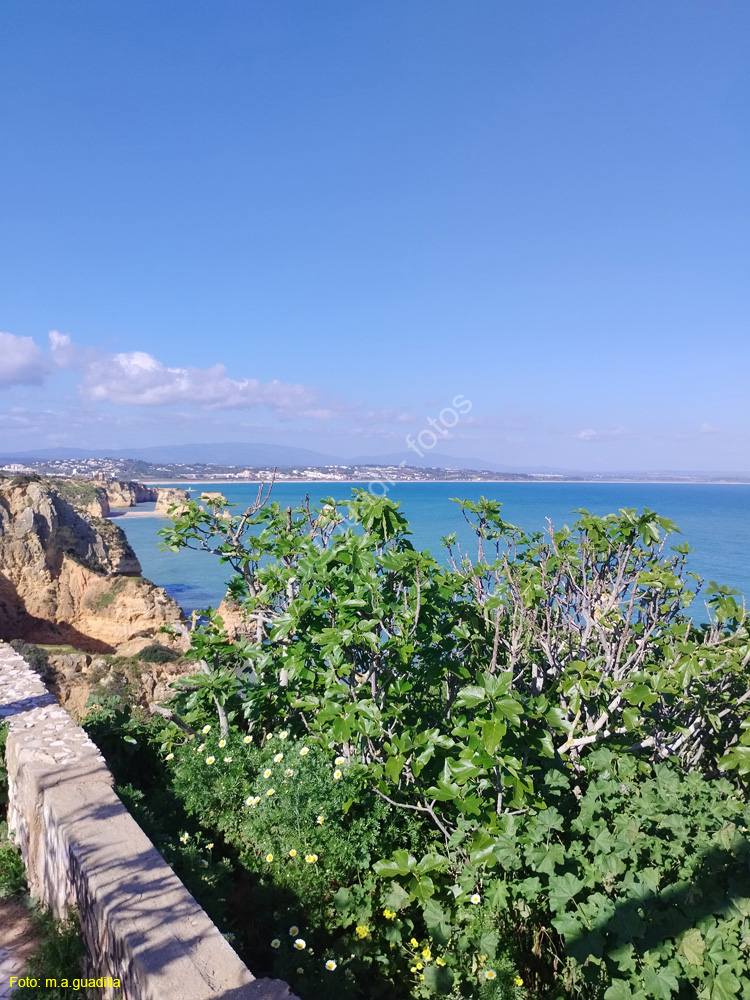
[{"xmin": 1, "ymin": 1, "xmax": 748, "ymax": 471}]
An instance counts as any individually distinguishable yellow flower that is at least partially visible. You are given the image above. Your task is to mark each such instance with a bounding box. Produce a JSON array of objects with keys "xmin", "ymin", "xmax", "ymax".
[
  {"xmin": 202, "ymin": 725, "xmax": 211, "ymax": 734},
  {"xmin": 355, "ymin": 925, "xmax": 369, "ymax": 939},
  {"xmin": 266, "ymin": 853, "xmax": 274, "ymax": 862},
  {"xmin": 514, "ymin": 976, "xmax": 523, "ymax": 986},
  {"xmin": 382, "ymin": 908, "xmax": 396, "ymax": 919},
  {"xmin": 317, "ymin": 815, "xmax": 324, "ymax": 824},
  {"xmin": 243, "ymin": 735, "xmax": 253, "ymax": 744},
  {"xmin": 422, "ymin": 947, "xmax": 431, "ymax": 960},
  {"xmin": 485, "ymin": 970, "xmax": 496, "ymax": 981},
  {"xmin": 325, "ymin": 960, "xmax": 337, "ymax": 971},
  {"xmin": 289, "ymin": 849, "xmax": 297, "ymax": 858},
  {"xmin": 274, "ymin": 753, "xmax": 284, "ymax": 762},
  {"xmin": 305, "ymin": 854, "xmax": 318, "ymax": 863},
  {"xmin": 205, "ymin": 756, "xmax": 215, "ymax": 765},
  {"xmin": 436, "ymin": 957, "xmax": 446, "ymax": 967},
  {"xmin": 218, "ymin": 739, "xmax": 227, "ymax": 748},
  {"xmin": 271, "ymin": 938, "xmax": 281, "ymax": 949},
  {"xmin": 333, "ymin": 769, "xmax": 342, "ymax": 780},
  {"xmin": 267, "ymin": 788, "xmax": 275, "ymax": 796},
  {"xmin": 410, "ymin": 938, "xmax": 419, "ymax": 948},
  {"xmin": 416, "ymin": 962, "xmax": 423, "ymax": 970}
]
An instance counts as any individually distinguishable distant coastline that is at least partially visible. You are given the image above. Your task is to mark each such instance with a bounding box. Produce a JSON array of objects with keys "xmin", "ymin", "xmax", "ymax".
[{"xmin": 99, "ymin": 475, "xmax": 750, "ymax": 520}]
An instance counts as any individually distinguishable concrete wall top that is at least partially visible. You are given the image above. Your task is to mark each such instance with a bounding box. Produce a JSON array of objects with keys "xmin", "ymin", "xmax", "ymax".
[{"xmin": 0, "ymin": 643, "xmax": 299, "ymax": 1000}]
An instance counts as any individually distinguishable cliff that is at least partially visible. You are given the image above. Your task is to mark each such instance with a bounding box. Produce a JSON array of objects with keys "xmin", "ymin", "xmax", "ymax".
[
  {"xmin": 105, "ymin": 481, "xmax": 190, "ymax": 514},
  {"xmin": 0, "ymin": 475, "xmax": 185, "ymax": 652}
]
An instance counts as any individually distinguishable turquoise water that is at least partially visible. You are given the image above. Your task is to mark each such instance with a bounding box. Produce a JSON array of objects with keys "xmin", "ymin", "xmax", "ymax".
[{"xmin": 117, "ymin": 482, "xmax": 750, "ymax": 620}]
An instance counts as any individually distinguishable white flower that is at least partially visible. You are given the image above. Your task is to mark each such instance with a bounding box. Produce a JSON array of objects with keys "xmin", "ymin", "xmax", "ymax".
[
  {"xmin": 325, "ymin": 960, "xmax": 337, "ymax": 971},
  {"xmin": 224, "ymin": 756, "xmax": 233, "ymax": 763},
  {"xmin": 470, "ymin": 893, "xmax": 481, "ymax": 905},
  {"xmin": 280, "ymin": 731, "xmax": 289, "ymax": 739},
  {"xmin": 274, "ymin": 753, "xmax": 284, "ymax": 762},
  {"xmin": 335, "ymin": 756, "xmax": 345, "ymax": 764},
  {"xmin": 333, "ymin": 769, "xmax": 342, "ymax": 780},
  {"xmin": 218, "ymin": 739, "xmax": 227, "ymax": 748},
  {"xmin": 267, "ymin": 788, "xmax": 275, "ymax": 796},
  {"xmin": 206, "ymin": 756, "xmax": 216, "ymax": 765},
  {"xmin": 294, "ymin": 938, "xmax": 306, "ymax": 950},
  {"xmin": 197, "ymin": 744, "xmax": 205, "ymax": 752},
  {"xmin": 264, "ymin": 769, "xmax": 272, "ymax": 778},
  {"xmin": 317, "ymin": 815, "xmax": 324, "ymax": 825},
  {"xmin": 202, "ymin": 725, "xmax": 211, "ymax": 734},
  {"xmin": 165, "ymin": 753, "xmax": 174, "ymax": 760},
  {"xmin": 305, "ymin": 853, "xmax": 318, "ymax": 863},
  {"xmin": 266, "ymin": 853, "xmax": 274, "ymax": 862},
  {"xmin": 299, "ymin": 747, "xmax": 310, "ymax": 756},
  {"xmin": 200, "ymin": 859, "xmax": 208, "ymax": 868},
  {"xmin": 243, "ymin": 735, "xmax": 253, "ymax": 744},
  {"xmin": 285, "ymin": 768, "xmax": 294, "ymax": 777},
  {"xmin": 271, "ymin": 938, "xmax": 281, "ymax": 949},
  {"xmin": 289, "ymin": 925, "xmax": 299, "ymax": 936}
]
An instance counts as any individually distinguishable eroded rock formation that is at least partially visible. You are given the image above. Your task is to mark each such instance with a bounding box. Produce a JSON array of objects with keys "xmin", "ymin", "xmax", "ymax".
[{"xmin": 0, "ymin": 475, "xmax": 184, "ymax": 652}]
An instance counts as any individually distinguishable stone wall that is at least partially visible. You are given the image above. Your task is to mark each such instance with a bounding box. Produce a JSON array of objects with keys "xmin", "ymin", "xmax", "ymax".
[{"xmin": 0, "ymin": 644, "xmax": 298, "ymax": 1000}]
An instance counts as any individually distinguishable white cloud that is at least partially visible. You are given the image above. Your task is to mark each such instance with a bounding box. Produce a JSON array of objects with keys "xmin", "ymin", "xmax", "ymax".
[
  {"xmin": 575, "ymin": 424, "xmax": 637, "ymax": 442},
  {"xmin": 0, "ymin": 332, "xmax": 47, "ymax": 387},
  {"xmin": 78, "ymin": 349, "xmax": 319, "ymax": 415}
]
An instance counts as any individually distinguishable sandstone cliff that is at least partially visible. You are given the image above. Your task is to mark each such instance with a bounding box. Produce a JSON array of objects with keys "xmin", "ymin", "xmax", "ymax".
[
  {"xmin": 105, "ymin": 480, "xmax": 190, "ymax": 515},
  {"xmin": 0, "ymin": 475, "xmax": 185, "ymax": 652}
]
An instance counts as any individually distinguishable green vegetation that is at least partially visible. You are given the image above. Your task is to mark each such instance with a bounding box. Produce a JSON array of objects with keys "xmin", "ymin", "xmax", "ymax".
[
  {"xmin": 10, "ymin": 911, "xmax": 85, "ymax": 1000},
  {"xmin": 1, "ymin": 723, "xmax": 27, "ymax": 899},
  {"xmin": 86, "ymin": 491, "xmax": 750, "ymax": 999},
  {"xmin": 137, "ymin": 643, "xmax": 178, "ymax": 664}
]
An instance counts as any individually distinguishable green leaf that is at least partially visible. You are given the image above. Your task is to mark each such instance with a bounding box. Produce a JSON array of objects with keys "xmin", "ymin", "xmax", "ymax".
[
  {"xmin": 385, "ymin": 755, "xmax": 405, "ymax": 782},
  {"xmin": 333, "ymin": 887, "xmax": 352, "ymax": 912},
  {"xmin": 642, "ymin": 967, "xmax": 679, "ymax": 1000},
  {"xmin": 480, "ymin": 716, "xmax": 506, "ymax": 754},
  {"xmin": 678, "ymin": 928, "xmax": 705, "ymax": 967},
  {"xmin": 455, "ymin": 685, "xmax": 487, "ymax": 709},
  {"xmin": 604, "ymin": 983, "xmax": 647, "ymax": 1000},
  {"xmin": 710, "ymin": 968, "xmax": 741, "ymax": 1000},
  {"xmin": 548, "ymin": 873, "xmax": 584, "ymax": 912},
  {"xmin": 422, "ymin": 964, "xmax": 455, "ymax": 995},
  {"xmin": 422, "ymin": 899, "xmax": 451, "ymax": 946},
  {"xmin": 383, "ymin": 881, "xmax": 410, "ymax": 912}
]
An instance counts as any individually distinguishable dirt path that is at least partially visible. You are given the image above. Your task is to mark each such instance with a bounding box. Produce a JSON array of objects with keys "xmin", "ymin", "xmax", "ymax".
[{"xmin": 0, "ymin": 898, "xmax": 40, "ymax": 999}]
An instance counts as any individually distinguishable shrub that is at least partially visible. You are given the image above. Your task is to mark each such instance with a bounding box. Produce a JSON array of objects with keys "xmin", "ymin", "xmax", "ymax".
[
  {"xmin": 138, "ymin": 643, "xmax": 178, "ymax": 664},
  {"xmin": 126, "ymin": 490, "xmax": 750, "ymax": 997}
]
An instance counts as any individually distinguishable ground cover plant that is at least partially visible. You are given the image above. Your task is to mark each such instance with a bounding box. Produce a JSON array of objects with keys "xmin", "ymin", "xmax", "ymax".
[{"xmin": 93, "ymin": 490, "xmax": 750, "ymax": 999}]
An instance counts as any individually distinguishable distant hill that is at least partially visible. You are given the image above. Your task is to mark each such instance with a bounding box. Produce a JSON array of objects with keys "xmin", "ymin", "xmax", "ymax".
[{"xmin": 1, "ymin": 443, "xmax": 747, "ymax": 478}]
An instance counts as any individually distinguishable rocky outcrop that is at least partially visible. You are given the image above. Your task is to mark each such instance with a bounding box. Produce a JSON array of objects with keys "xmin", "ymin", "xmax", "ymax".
[
  {"xmin": 106, "ymin": 480, "xmax": 157, "ymax": 508},
  {"xmin": 154, "ymin": 487, "xmax": 190, "ymax": 515},
  {"xmin": 0, "ymin": 475, "xmax": 184, "ymax": 652}
]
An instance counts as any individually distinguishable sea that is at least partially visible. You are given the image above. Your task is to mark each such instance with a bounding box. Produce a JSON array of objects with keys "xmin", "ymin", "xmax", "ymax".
[{"xmin": 116, "ymin": 482, "xmax": 750, "ymax": 623}]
